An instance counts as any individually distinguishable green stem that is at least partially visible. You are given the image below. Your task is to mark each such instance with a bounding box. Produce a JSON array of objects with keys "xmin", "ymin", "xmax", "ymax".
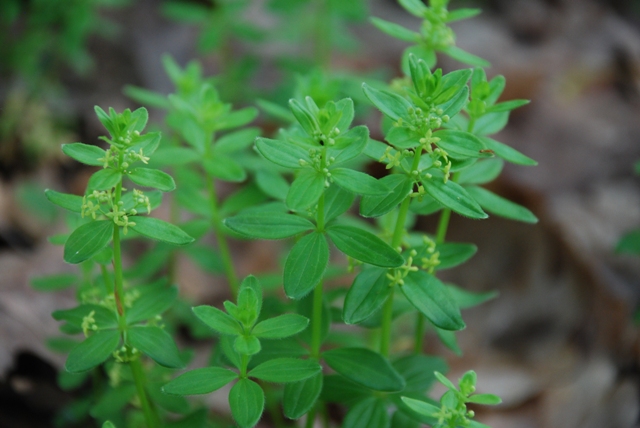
[
  {"xmin": 305, "ymin": 405, "xmax": 318, "ymax": 428},
  {"xmin": 113, "ymin": 181, "xmax": 125, "ymax": 320},
  {"xmin": 240, "ymin": 354, "xmax": 249, "ymax": 377},
  {"xmin": 380, "ymin": 149, "xmax": 422, "ymax": 357},
  {"xmin": 205, "ymin": 164, "xmax": 239, "ymax": 298},
  {"xmin": 130, "ymin": 358, "xmax": 159, "ymax": 428}
]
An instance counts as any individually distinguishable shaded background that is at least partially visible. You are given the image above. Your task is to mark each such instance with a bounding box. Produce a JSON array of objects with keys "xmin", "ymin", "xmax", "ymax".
[{"xmin": 1, "ymin": 0, "xmax": 640, "ymax": 427}]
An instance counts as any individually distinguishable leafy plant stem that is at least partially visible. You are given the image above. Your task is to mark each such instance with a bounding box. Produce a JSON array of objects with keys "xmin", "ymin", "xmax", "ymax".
[
  {"xmin": 305, "ymin": 405, "xmax": 318, "ymax": 428},
  {"xmin": 130, "ymin": 357, "xmax": 159, "ymax": 428},
  {"xmin": 240, "ymin": 354, "xmax": 249, "ymax": 377},
  {"xmin": 310, "ymin": 192, "xmax": 327, "ymax": 359},
  {"xmin": 380, "ymin": 150, "xmax": 422, "ymax": 357},
  {"xmin": 112, "ymin": 177, "xmax": 125, "ymax": 318},
  {"xmin": 206, "ymin": 170, "xmax": 239, "ymax": 297}
]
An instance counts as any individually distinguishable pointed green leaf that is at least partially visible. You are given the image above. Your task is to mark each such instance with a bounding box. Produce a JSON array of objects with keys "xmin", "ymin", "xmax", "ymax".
[
  {"xmin": 249, "ymin": 358, "xmax": 321, "ymax": 383},
  {"xmin": 401, "ymin": 270, "xmax": 465, "ymax": 331},
  {"xmin": 326, "ymin": 225, "xmax": 403, "ymax": 268},
  {"xmin": 289, "ymin": 99, "xmax": 319, "ymax": 136},
  {"xmin": 163, "ymin": 367, "xmax": 238, "ymax": 395},
  {"xmin": 62, "ymin": 143, "xmax": 106, "ymax": 166},
  {"xmin": 255, "ymin": 169, "xmax": 289, "ymax": 201},
  {"xmin": 436, "ymin": 327, "xmax": 462, "ymax": 356},
  {"xmin": 371, "ymin": 17, "xmax": 419, "ymax": 42},
  {"xmin": 329, "ymin": 125, "xmax": 368, "ymax": 165},
  {"xmin": 229, "ymin": 378, "xmax": 264, "ymax": 428},
  {"xmin": 91, "ymin": 384, "xmax": 137, "ymax": 419},
  {"xmin": 234, "ymin": 335, "xmax": 261, "ymax": 356},
  {"xmin": 87, "ymin": 169, "xmax": 122, "ymax": 191},
  {"xmin": 284, "ymin": 232, "xmax": 329, "ymax": 300},
  {"xmin": 467, "ymin": 393, "xmax": 502, "ymax": 405},
  {"xmin": 52, "ymin": 304, "xmax": 118, "ymax": 330},
  {"xmin": 255, "ymin": 137, "xmax": 310, "ymax": 169},
  {"xmin": 360, "ymin": 175, "xmax": 413, "ymax": 218},
  {"xmin": 466, "ymin": 186, "xmax": 538, "ymax": 223},
  {"xmin": 400, "ymin": 397, "xmax": 440, "ymax": 418},
  {"xmin": 129, "ymin": 216, "xmax": 194, "ymax": 245},
  {"xmin": 457, "ymin": 159, "xmax": 503, "ymax": 185},
  {"xmin": 126, "ymin": 286, "xmax": 178, "ymax": 325},
  {"xmin": 286, "ymin": 169, "xmax": 325, "ymax": 211},
  {"xmin": 193, "ymin": 305, "xmax": 243, "ymax": 335},
  {"xmin": 64, "ymin": 220, "xmax": 113, "ymax": 264},
  {"xmin": 283, "ymin": 372, "xmax": 323, "ymax": 420},
  {"xmin": 447, "ymin": 284, "xmax": 498, "ymax": 309},
  {"xmin": 127, "ymin": 326, "xmax": 184, "ymax": 368},
  {"xmin": 479, "ymin": 136, "xmax": 537, "ymax": 166},
  {"xmin": 440, "ymin": 45, "xmax": 490, "ymax": 67},
  {"xmin": 224, "ymin": 212, "xmax": 314, "ymax": 240},
  {"xmin": 386, "ymin": 125, "xmax": 419, "ymax": 149},
  {"xmin": 343, "ymin": 267, "xmax": 391, "ymax": 324},
  {"xmin": 422, "ymin": 178, "xmax": 487, "ymax": 219},
  {"xmin": 128, "ymin": 168, "xmax": 176, "ymax": 192},
  {"xmin": 45, "ymin": 189, "xmax": 83, "ymax": 213},
  {"xmin": 252, "ymin": 314, "xmax": 309, "ymax": 339},
  {"xmin": 203, "ymin": 156, "xmax": 246, "ymax": 182},
  {"xmin": 215, "ymin": 128, "xmax": 261, "ymax": 155},
  {"xmin": 434, "ymin": 242, "xmax": 477, "ymax": 269},
  {"xmin": 213, "ymin": 107, "xmax": 258, "ymax": 131},
  {"xmin": 66, "ymin": 330, "xmax": 120, "ymax": 373},
  {"xmin": 393, "ymin": 354, "xmax": 448, "ymax": 393},
  {"xmin": 343, "ymin": 397, "xmax": 389, "ymax": 428},
  {"xmin": 331, "ymin": 168, "xmax": 389, "ymax": 196},
  {"xmin": 447, "ymin": 8, "xmax": 482, "ymax": 22},
  {"xmin": 362, "ymin": 83, "xmax": 412, "ymax": 122},
  {"xmin": 323, "ymin": 185, "xmax": 355, "ymax": 222},
  {"xmin": 433, "ymin": 130, "xmax": 487, "ymax": 159},
  {"xmin": 323, "ymin": 347, "xmax": 405, "ymax": 392},
  {"xmin": 488, "ymin": 99, "xmax": 529, "ymax": 113},
  {"xmin": 398, "ymin": 0, "xmax": 427, "ymax": 17},
  {"xmin": 472, "ymin": 111, "xmax": 509, "ymax": 135}
]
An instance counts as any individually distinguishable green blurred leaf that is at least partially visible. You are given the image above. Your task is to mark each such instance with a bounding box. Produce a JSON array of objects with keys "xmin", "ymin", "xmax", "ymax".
[
  {"xmin": 343, "ymin": 397, "xmax": 389, "ymax": 428},
  {"xmin": 224, "ymin": 212, "xmax": 314, "ymax": 240},
  {"xmin": 193, "ymin": 305, "xmax": 243, "ymax": 335},
  {"xmin": 62, "ymin": 143, "xmax": 106, "ymax": 167},
  {"xmin": 64, "ymin": 220, "xmax": 113, "ymax": 264},
  {"xmin": 283, "ymin": 372, "xmax": 323, "ymax": 419},
  {"xmin": 249, "ymin": 358, "xmax": 321, "ymax": 383},
  {"xmin": 466, "ymin": 186, "xmax": 538, "ymax": 223},
  {"xmin": 323, "ymin": 347, "xmax": 405, "ymax": 392},
  {"xmin": 127, "ymin": 326, "xmax": 185, "ymax": 368},
  {"xmin": 129, "ymin": 216, "xmax": 194, "ymax": 245},
  {"xmin": 343, "ymin": 267, "xmax": 391, "ymax": 325},
  {"xmin": 66, "ymin": 330, "xmax": 120, "ymax": 373},
  {"xmin": 163, "ymin": 367, "xmax": 238, "ymax": 395}
]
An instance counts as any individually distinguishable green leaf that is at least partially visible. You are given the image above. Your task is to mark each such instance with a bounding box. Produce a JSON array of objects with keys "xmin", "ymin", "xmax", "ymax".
[
  {"xmin": 446, "ymin": 8, "xmax": 482, "ymax": 22},
  {"xmin": 249, "ymin": 358, "xmax": 321, "ymax": 383},
  {"xmin": 433, "ymin": 130, "xmax": 487, "ymax": 159},
  {"xmin": 329, "ymin": 125, "xmax": 368, "ymax": 165},
  {"xmin": 95, "ymin": 106, "xmax": 116, "ymax": 137},
  {"xmin": 213, "ymin": 107, "xmax": 258, "ymax": 131},
  {"xmin": 284, "ymin": 232, "xmax": 329, "ymax": 300},
  {"xmin": 616, "ymin": 229, "xmax": 640, "ymax": 255},
  {"xmin": 323, "ymin": 185, "xmax": 355, "ymax": 222},
  {"xmin": 255, "ymin": 137, "xmax": 310, "ymax": 169},
  {"xmin": 215, "ymin": 128, "xmax": 260, "ymax": 155},
  {"xmin": 323, "ymin": 347, "xmax": 405, "ymax": 392},
  {"xmin": 401, "ymin": 270, "xmax": 465, "ymax": 331},
  {"xmin": 435, "ymin": 242, "xmax": 477, "ymax": 269},
  {"xmin": 130, "ymin": 132, "xmax": 161, "ymax": 157},
  {"xmin": 466, "ymin": 186, "xmax": 538, "ymax": 223},
  {"xmin": 436, "ymin": 328, "xmax": 462, "ymax": 356},
  {"xmin": 31, "ymin": 273, "xmax": 77, "ymax": 291},
  {"xmin": 286, "ymin": 169, "xmax": 325, "ymax": 211},
  {"xmin": 130, "ymin": 107, "xmax": 149, "ymax": 133},
  {"xmin": 360, "ymin": 175, "xmax": 413, "ymax": 218},
  {"xmin": 256, "ymin": 98, "xmax": 295, "ymax": 122},
  {"xmin": 128, "ymin": 168, "xmax": 176, "ymax": 192},
  {"xmin": 45, "ymin": 189, "xmax": 83, "ymax": 213},
  {"xmin": 289, "ymin": 99, "xmax": 319, "ymax": 136},
  {"xmin": 52, "ymin": 304, "xmax": 118, "ymax": 330},
  {"xmin": 343, "ymin": 267, "xmax": 391, "ymax": 324},
  {"xmin": 102, "ymin": 421, "xmax": 117, "ymax": 428},
  {"xmin": 472, "ymin": 111, "xmax": 509, "ymax": 135},
  {"xmin": 447, "ymin": 284, "xmax": 498, "ymax": 309},
  {"xmin": 203, "ymin": 156, "xmax": 246, "ymax": 182},
  {"xmin": 400, "ymin": 397, "xmax": 440, "ymax": 418},
  {"xmin": 66, "ymin": 330, "xmax": 120, "ymax": 373},
  {"xmin": 224, "ymin": 212, "xmax": 314, "ymax": 240},
  {"xmin": 127, "ymin": 326, "xmax": 185, "ymax": 368},
  {"xmin": 255, "ymin": 169, "xmax": 289, "ymax": 200},
  {"xmin": 331, "ymin": 168, "xmax": 389, "ymax": 196},
  {"xmin": 457, "ymin": 159, "xmax": 503, "ymax": 185},
  {"xmin": 480, "ymin": 136, "xmax": 537, "ymax": 166},
  {"xmin": 163, "ymin": 367, "xmax": 238, "ymax": 395},
  {"xmin": 422, "ymin": 178, "xmax": 487, "ymax": 219},
  {"xmin": 87, "ymin": 169, "xmax": 122, "ymax": 191},
  {"xmin": 326, "ymin": 225, "xmax": 404, "ymax": 268},
  {"xmin": 362, "ymin": 83, "xmax": 412, "ymax": 122},
  {"xmin": 126, "ymin": 286, "xmax": 178, "ymax": 325},
  {"xmin": 252, "ymin": 314, "xmax": 309, "ymax": 339},
  {"xmin": 393, "ymin": 354, "xmax": 448, "ymax": 393},
  {"xmin": 488, "ymin": 99, "xmax": 529, "ymax": 113},
  {"xmin": 151, "ymin": 147, "xmax": 200, "ymax": 167},
  {"xmin": 321, "ymin": 374, "xmax": 371, "ymax": 406},
  {"xmin": 467, "ymin": 393, "xmax": 502, "ymax": 405},
  {"xmin": 148, "ymin": 382, "xmax": 190, "ymax": 414},
  {"xmin": 435, "ymin": 371, "xmax": 458, "ymax": 391},
  {"xmin": 386, "ymin": 125, "xmax": 419, "ymax": 149},
  {"xmin": 370, "ymin": 17, "xmax": 419, "ymax": 42},
  {"xmin": 129, "ymin": 216, "xmax": 194, "ymax": 245},
  {"xmin": 230, "ymin": 379, "xmax": 264, "ymax": 428},
  {"xmin": 64, "ymin": 220, "xmax": 113, "ymax": 264},
  {"xmin": 62, "ymin": 143, "xmax": 106, "ymax": 166},
  {"xmin": 193, "ymin": 305, "xmax": 243, "ymax": 335},
  {"xmin": 90, "ymin": 384, "xmax": 137, "ymax": 419},
  {"xmin": 343, "ymin": 397, "xmax": 389, "ymax": 428},
  {"xmin": 124, "ymin": 85, "xmax": 171, "ymax": 109},
  {"xmin": 440, "ymin": 45, "xmax": 490, "ymax": 67},
  {"xmin": 283, "ymin": 372, "xmax": 323, "ymax": 419},
  {"xmin": 398, "ymin": 0, "xmax": 427, "ymax": 17},
  {"xmin": 235, "ymin": 333, "xmax": 261, "ymax": 363}
]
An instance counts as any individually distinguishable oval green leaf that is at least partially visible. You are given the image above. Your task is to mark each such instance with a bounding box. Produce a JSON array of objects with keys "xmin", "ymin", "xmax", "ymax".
[
  {"xmin": 64, "ymin": 220, "xmax": 113, "ymax": 264},
  {"xmin": 65, "ymin": 329, "xmax": 120, "ymax": 373},
  {"xmin": 163, "ymin": 367, "xmax": 238, "ymax": 395},
  {"xmin": 229, "ymin": 378, "xmax": 265, "ymax": 428},
  {"xmin": 129, "ymin": 216, "xmax": 194, "ymax": 246},
  {"xmin": 45, "ymin": 189, "xmax": 83, "ymax": 213},
  {"xmin": 326, "ymin": 225, "xmax": 403, "ymax": 268},
  {"xmin": 331, "ymin": 168, "xmax": 389, "ymax": 196},
  {"xmin": 249, "ymin": 358, "xmax": 321, "ymax": 383},
  {"xmin": 127, "ymin": 326, "xmax": 185, "ymax": 368},
  {"xmin": 283, "ymin": 372, "xmax": 323, "ymax": 419},
  {"xmin": 323, "ymin": 347, "xmax": 405, "ymax": 392},
  {"xmin": 252, "ymin": 314, "xmax": 309, "ymax": 339},
  {"xmin": 224, "ymin": 212, "xmax": 314, "ymax": 240},
  {"xmin": 192, "ymin": 305, "xmax": 243, "ymax": 335},
  {"xmin": 128, "ymin": 168, "xmax": 176, "ymax": 192},
  {"xmin": 284, "ymin": 232, "xmax": 329, "ymax": 300},
  {"xmin": 465, "ymin": 186, "xmax": 538, "ymax": 223},
  {"xmin": 343, "ymin": 267, "xmax": 391, "ymax": 325},
  {"xmin": 62, "ymin": 143, "xmax": 106, "ymax": 166},
  {"xmin": 421, "ymin": 178, "xmax": 487, "ymax": 219}
]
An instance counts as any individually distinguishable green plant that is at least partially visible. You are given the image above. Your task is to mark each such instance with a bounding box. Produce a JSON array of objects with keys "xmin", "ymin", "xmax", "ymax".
[{"xmin": 38, "ymin": 0, "xmax": 539, "ymax": 427}]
